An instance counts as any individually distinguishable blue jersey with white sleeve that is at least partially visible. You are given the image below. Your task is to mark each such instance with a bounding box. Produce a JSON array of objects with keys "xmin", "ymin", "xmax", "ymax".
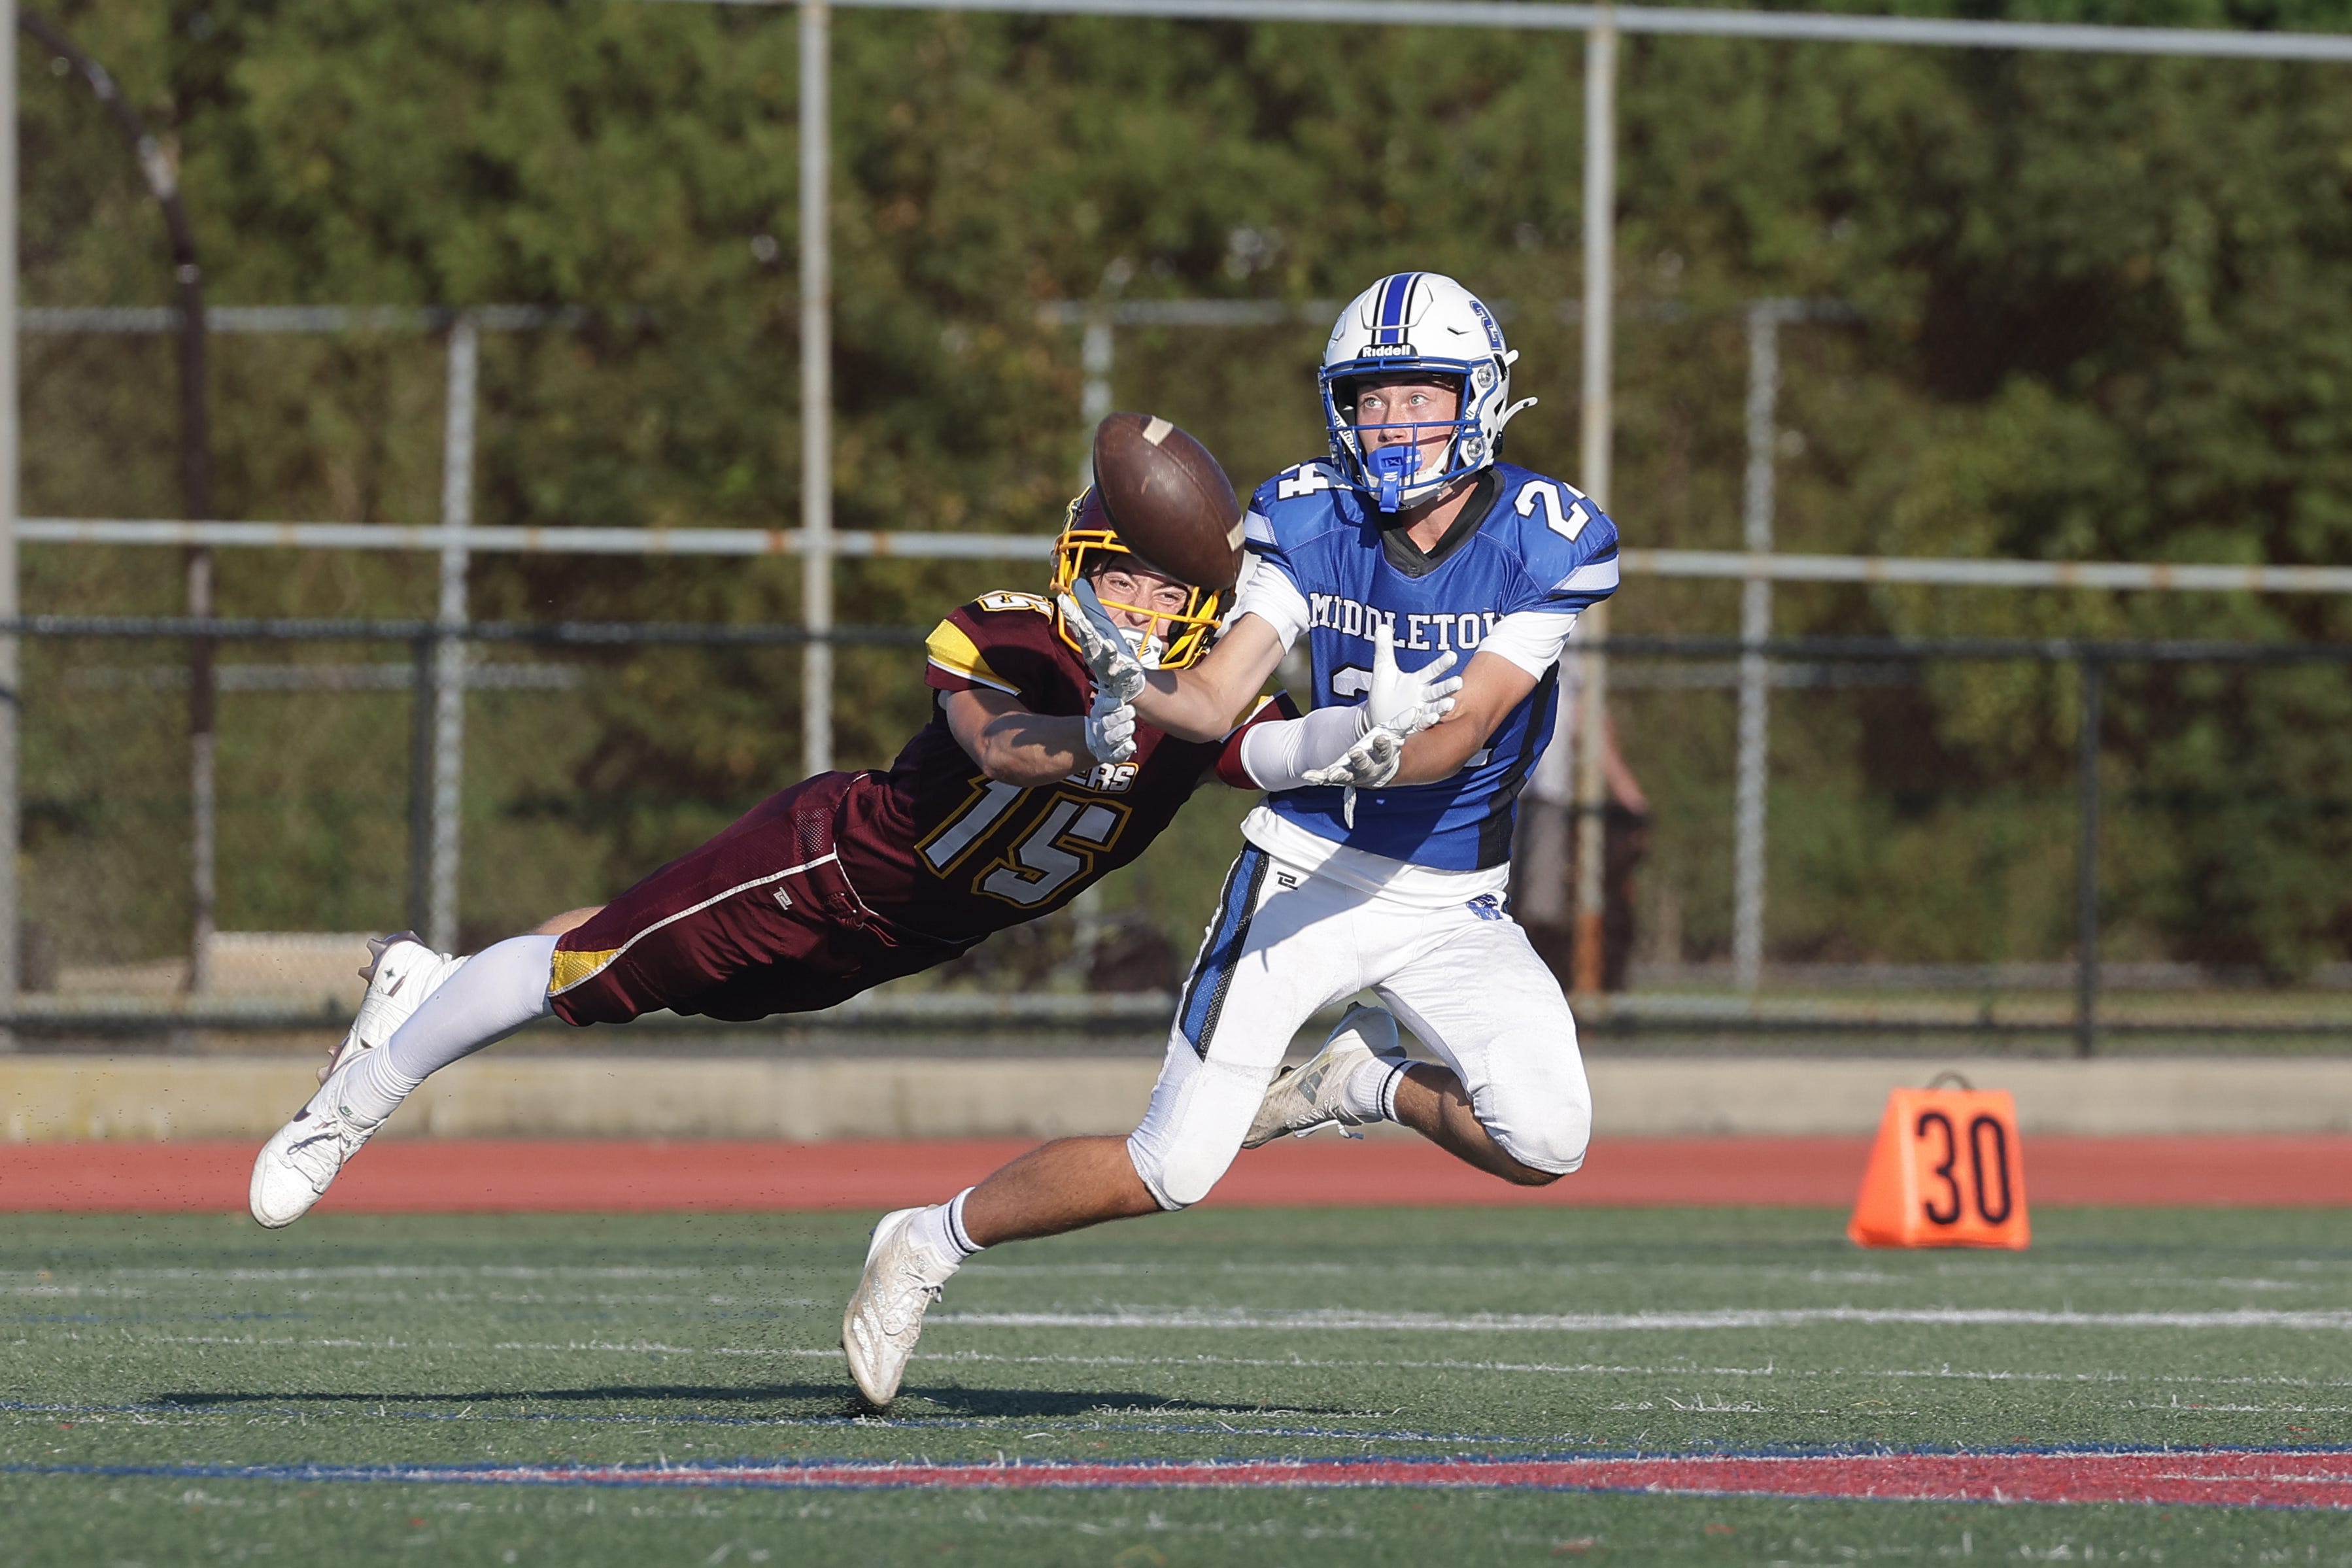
[{"xmin": 1232, "ymin": 458, "xmax": 1620, "ymax": 872}]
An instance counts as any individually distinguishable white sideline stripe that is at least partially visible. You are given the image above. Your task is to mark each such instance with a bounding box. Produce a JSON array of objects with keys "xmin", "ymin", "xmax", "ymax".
[
  {"xmin": 956, "ymin": 1259, "xmax": 2352, "ymax": 1283},
  {"xmin": 97, "ymin": 1265, "xmax": 703, "ymax": 1280},
  {"xmin": 31, "ymin": 1335, "xmax": 2352, "ymax": 1393},
  {"xmin": 547, "ymin": 852, "xmax": 839, "ymax": 996},
  {"xmin": 934, "ymin": 1306, "xmax": 2352, "ymax": 1333},
  {"xmin": 20, "ymin": 1344, "xmax": 2349, "ymax": 1414}
]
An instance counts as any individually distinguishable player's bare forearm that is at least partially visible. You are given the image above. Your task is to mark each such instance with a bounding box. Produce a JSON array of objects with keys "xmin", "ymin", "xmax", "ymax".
[
  {"xmin": 1393, "ymin": 650, "xmax": 1539, "ymax": 785},
  {"xmin": 943, "ymin": 689, "xmax": 1089, "ymax": 786},
  {"xmin": 1394, "ymin": 712, "xmax": 1486, "ymax": 783},
  {"xmin": 977, "ymin": 713, "xmax": 1090, "ymax": 785},
  {"xmin": 1129, "ymin": 614, "xmax": 1285, "ymax": 742},
  {"xmin": 1129, "ymin": 668, "xmax": 1231, "ymax": 743}
]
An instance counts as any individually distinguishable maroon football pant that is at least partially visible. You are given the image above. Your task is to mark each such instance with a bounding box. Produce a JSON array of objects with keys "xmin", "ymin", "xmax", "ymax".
[{"xmin": 549, "ymin": 771, "xmax": 967, "ymax": 1026}]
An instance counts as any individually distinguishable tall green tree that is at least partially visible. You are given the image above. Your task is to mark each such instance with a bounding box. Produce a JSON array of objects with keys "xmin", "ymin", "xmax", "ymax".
[{"xmin": 21, "ymin": 0, "xmax": 2352, "ymax": 974}]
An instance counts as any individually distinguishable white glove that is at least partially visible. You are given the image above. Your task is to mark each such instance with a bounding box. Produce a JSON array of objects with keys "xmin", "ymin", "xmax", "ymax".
[
  {"xmin": 1084, "ymin": 689, "xmax": 1136, "ymax": 764},
  {"xmin": 1364, "ymin": 617, "xmax": 1461, "ymax": 739},
  {"xmin": 1302, "ymin": 725, "xmax": 1405, "ymax": 791},
  {"xmin": 1303, "ymin": 725, "xmax": 1405, "ymax": 829},
  {"xmin": 1055, "ymin": 578, "xmax": 1146, "ymax": 706}
]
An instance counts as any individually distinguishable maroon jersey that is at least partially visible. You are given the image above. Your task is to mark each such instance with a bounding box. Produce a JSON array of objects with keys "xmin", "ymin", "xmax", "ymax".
[
  {"xmin": 836, "ymin": 590, "xmax": 1290, "ymax": 944},
  {"xmin": 548, "ymin": 589, "xmax": 1291, "ymax": 1027}
]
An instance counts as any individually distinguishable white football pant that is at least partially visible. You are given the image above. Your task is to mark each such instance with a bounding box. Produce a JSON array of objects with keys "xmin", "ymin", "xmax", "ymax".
[{"xmin": 1125, "ymin": 842, "xmax": 1591, "ymax": 1208}]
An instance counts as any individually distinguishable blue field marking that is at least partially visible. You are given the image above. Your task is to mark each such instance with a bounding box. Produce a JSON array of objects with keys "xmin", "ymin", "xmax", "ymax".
[{"xmin": 10, "ymin": 1442, "xmax": 2352, "ymax": 1512}]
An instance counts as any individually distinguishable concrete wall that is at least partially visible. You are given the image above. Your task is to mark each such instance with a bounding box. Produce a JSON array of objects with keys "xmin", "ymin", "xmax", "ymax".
[
  {"xmin": 10, "ymin": 1053, "xmax": 2352, "ymax": 1142},
  {"xmin": 1592, "ymin": 1057, "xmax": 2352, "ymax": 1138}
]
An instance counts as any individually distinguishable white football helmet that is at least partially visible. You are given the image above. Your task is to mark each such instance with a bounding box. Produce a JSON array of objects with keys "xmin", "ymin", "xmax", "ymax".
[{"xmin": 1320, "ymin": 272, "xmax": 1536, "ymax": 513}]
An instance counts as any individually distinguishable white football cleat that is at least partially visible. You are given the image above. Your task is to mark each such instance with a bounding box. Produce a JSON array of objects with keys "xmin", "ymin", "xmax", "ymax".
[
  {"xmin": 840, "ymin": 1206, "xmax": 959, "ymax": 1409},
  {"xmin": 316, "ymin": 932, "xmax": 468, "ymax": 1085},
  {"xmin": 248, "ymin": 1053, "xmax": 388, "ymax": 1229},
  {"xmin": 251, "ymin": 933, "xmax": 464, "ymax": 1230},
  {"xmin": 1242, "ymin": 1003, "xmax": 1410, "ymax": 1148}
]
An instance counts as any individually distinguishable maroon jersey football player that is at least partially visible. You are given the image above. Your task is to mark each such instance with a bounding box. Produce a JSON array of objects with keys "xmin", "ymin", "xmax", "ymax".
[{"xmin": 247, "ymin": 492, "xmax": 1295, "ymax": 1229}]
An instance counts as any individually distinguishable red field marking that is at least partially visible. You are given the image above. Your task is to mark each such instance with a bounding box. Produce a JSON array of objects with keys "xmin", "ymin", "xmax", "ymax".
[
  {"xmin": 99, "ymin": 1448, "xmax": 2352, "ymax": 1507},
  {"xmin": 6, "ymin": 1134, "xmax": 2352, "ymax": 1212}
]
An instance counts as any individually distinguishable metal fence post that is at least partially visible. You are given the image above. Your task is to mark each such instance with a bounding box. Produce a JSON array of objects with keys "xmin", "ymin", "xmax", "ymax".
[
  {"xmin": 2075, "ymin": 655, "xmax": 2103, "ymax": 1057},
  {"xmin": 1078, "ymin": 305, "xmax": 1113, "ymax": 492},
  {"xmin": 1569, "ymin": 14, "xmax": 1618, "ymax": 998},
  {"xmin": 1068, "ymin": 288, "xmax": 1119, "ymax": 964},
  {"xmin": 0, "ymin": 0, "xmax": 17, "ymax": 1042},
  {"xmin": 1070, "ymin": 304, "xmax": 1115, "ymax": 963},
  {"xmin": 406, "ymin": 634, "xmax": 435, "ymax": 934},
  {"xmin": 1733, "ymin": 301, "xmax": 1783, "ymax": 993},
  {"xmin": 799, "ymin": 0, "xmax": 835, "ymax": 777},
  {"xmin": 18, "ymin": 11, "xmax": 218, "ymax": 992},
  {"xmin": 428, "ymin": 316, "xmax": 477, "ymax": 953},
  {"xmin": 187, "ymin": 552, "xmax": 214, "ymax": 991}
]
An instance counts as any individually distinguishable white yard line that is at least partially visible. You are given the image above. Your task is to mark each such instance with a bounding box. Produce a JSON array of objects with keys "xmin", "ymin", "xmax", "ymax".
[
  {"xmin": 41, "ymin": 1331, "xmax": 2352, "ymax": 1393},
  {"xmin": 932, "ymin": 1305, "xmax": 2352, "ymax": 1333},
  {"xmin": 91, "ymin": 1265, "xmax": 707, "ymax": 1281},
  {"xmin": 961, "ymin": 1259, "xmax": 2352, "ymax": 1284}
]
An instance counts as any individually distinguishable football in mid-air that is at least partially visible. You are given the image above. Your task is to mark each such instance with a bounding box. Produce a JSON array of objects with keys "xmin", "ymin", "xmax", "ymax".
[{"xmin": 1090, "ymin": 412, "xmax": 1245, "ymax": 592}]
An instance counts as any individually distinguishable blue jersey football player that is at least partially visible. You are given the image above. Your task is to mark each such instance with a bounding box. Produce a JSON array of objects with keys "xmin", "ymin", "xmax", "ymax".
[{"xmin": 843, "ymin": 273, "xmax": 1623, "ymax": 1406}]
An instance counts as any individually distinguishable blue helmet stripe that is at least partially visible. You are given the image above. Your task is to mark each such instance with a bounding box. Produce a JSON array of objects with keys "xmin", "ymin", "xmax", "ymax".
[{"xmin": 1373, "ymin": 272, "xmax": 1417, "ymax": 345}]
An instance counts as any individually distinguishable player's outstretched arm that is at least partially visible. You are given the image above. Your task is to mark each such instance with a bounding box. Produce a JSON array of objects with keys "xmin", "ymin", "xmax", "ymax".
[
  {"xmin": 1393, "ymin": 651, "xmax": 1540, "ymax": 785},
  {"xmin": 944, "ymin": 689, "xmax": 1096, "ymax": 786},
  {"xmin": 1057, "ymin": 580, "xmax": 1285, "ymax": 743},
  {"xmin": 1131, "ymin": 614, "xmax": 1287, "ymax": 742}
]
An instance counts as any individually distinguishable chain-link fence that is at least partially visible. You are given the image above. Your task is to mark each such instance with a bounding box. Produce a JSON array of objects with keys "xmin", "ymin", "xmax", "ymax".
[{"xmin": 9, "ymin": 613, "xmax": 2352, "ymax": 1057}]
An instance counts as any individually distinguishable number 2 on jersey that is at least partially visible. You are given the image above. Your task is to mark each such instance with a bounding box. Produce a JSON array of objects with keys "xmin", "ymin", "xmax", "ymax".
[{"xmin": 1514, "ymin": 479, "xmax": 1594, "ymax": 542}]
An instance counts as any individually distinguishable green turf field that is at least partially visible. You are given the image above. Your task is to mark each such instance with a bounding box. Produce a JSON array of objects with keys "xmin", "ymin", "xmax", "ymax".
[{"xmin": 7, "ymin": 1206, "xmax": 2352, "ymax": 1563}]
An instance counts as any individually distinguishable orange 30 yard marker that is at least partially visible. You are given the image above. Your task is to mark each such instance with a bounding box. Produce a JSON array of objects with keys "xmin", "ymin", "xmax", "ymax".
[{"xmin": 1847, "ymin": 1079, "xmax": 2030, "ymax": 1250}]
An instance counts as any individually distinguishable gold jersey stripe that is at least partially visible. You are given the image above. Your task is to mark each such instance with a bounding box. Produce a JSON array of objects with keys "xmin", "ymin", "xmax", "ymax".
[
  {"xmin": 549, "ymin": 945, "xmax": 620, "ymax": 995},
  {"xmin": 925, "ymin": 619, "xmax": 1015, "ymax": 691}
]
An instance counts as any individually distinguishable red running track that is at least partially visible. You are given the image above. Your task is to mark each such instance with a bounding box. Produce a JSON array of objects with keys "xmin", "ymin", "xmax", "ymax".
[
  {"xmin": 6, "ymin": 1134, "xmax": 2352, "ymax": 1212},
  {"xmin": 95, "ymin": 1449, "xmax": 2352, "ymax": 1508}
]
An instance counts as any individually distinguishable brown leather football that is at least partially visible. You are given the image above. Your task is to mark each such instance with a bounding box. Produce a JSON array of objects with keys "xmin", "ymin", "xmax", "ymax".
[{"xmin": 1090, "ymin": 413, "xmax": 1244, "ymax": 592}]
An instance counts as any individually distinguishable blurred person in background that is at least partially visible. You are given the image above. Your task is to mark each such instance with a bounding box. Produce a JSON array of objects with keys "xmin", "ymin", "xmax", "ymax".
[{"xmin": 1514, "ymin": 662, "xmax": 1650, "ymax": 993}]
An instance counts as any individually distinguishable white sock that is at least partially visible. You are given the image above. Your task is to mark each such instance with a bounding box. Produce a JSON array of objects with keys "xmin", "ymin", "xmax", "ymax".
[
  {"xmin": 335, "ymin": 934, "xmax": 559, "ymax": 1123},
  {"xmin": 908, "ymin": 1187, "xmax": 981, "ymax": 1266},
  {"xmin": 1342, "ymin": 1054, "xmax": 1409, "ymax": 1123}
]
